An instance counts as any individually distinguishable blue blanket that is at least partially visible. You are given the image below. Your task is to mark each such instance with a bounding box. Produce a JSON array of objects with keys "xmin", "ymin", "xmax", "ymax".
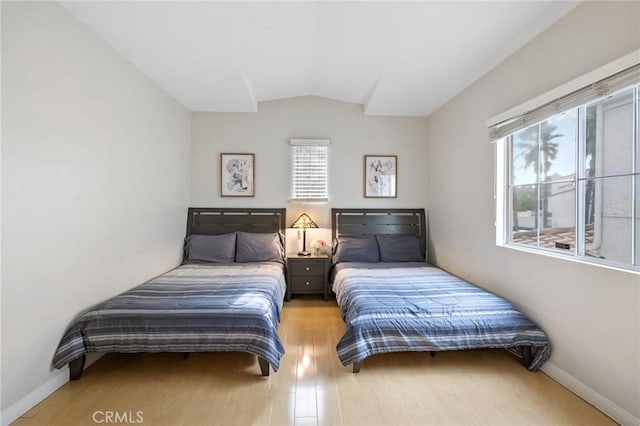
[
  {"xmin": 332, "ymin": 264, "xmax": 550, "ymax": 370},
  {"xmin": 54, "ymin": 262, "xmax": 286, "ymax": 371}
]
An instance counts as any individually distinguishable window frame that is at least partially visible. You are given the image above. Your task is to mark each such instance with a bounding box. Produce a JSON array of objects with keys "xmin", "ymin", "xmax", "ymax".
[{"xmin": 495, "ymin": 84, "xmax": 639, "ymax": 273}]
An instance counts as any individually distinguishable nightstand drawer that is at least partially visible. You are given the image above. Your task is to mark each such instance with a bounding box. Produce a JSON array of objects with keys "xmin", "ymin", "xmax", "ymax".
[
  {"xmin": 291, "ymin": 276, "xmax": 324, "ymax": 292},
  {"xmin": 291, "ymin": 261, "xmax": 324, "ymax": 276}
]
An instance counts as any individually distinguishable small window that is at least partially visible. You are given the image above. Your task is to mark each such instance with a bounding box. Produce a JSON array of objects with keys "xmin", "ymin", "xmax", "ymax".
[{"xmin": 289, "ymin": 139, "xmax": 329, "ymax": 201}]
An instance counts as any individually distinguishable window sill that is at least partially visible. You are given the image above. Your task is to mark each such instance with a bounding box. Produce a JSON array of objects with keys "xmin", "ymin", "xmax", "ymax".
[
  {"xmin": 289, "ymin": 198, "xmax": 329, "ymax": 203},
  {"xmin": 498, "ymin": 242, "xmax": 640, "ymax": 275}
]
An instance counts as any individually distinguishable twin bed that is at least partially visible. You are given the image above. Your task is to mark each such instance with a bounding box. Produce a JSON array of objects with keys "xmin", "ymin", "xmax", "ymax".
[
  {"xmin": 53, "ymin": 207, "xmax": 550, "ymax": 379},
  {"xmin": 53, "ymin": 208, "xmax": 287, "ymax": 378},
  {"xmin": 330, "ymin": 208, "xmax": 551, "ymax": 373}
]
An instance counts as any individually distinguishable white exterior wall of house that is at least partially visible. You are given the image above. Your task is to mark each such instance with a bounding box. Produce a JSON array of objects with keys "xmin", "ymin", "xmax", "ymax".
[
  {"xmin": 594, "ymin": 94, "xmax": 636, "ymax": 263},
  {"xmin": 547, "ymin": 183, "xmax": 575, "ymax": 229}
]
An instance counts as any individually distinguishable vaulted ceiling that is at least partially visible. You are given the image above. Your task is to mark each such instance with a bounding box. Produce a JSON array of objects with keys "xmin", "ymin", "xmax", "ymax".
[{"xmin": 61, "ymin": 1, "xmax": 579, "ymax": 116}]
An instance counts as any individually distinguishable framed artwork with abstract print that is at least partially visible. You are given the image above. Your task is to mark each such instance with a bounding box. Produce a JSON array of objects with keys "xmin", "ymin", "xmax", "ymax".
[
  {"xmin": 221, "ymin": 153, "xmax": 254, "ymax": 197},
  {"xmin": 364, "ymin": 155, "xmax": 397, "ymax": 198}
]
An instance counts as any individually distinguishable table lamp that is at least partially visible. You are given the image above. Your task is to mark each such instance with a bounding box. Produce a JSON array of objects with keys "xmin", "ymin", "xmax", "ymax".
[{"xmin": 290, "ymin": 213, "xmax": 318, "ymax": 256}]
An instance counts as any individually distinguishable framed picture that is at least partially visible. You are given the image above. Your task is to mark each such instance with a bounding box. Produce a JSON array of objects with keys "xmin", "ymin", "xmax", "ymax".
[
  {"xmin": 364, "ymin": 155, "xmax": 397, "ymax": 198},
  {"xmin": 221, "ymin": 153, "xmax": 254, "ymax": 197}
]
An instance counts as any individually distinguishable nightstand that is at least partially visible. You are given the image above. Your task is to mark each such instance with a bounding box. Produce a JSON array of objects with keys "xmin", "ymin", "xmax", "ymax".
[{"xmin": 286, "ymin": 254, "xmax": 330, "ymax": 301}]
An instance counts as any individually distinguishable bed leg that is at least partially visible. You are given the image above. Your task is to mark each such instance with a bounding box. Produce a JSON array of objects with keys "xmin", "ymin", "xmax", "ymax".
[
  {"xmin": 183, "ymin": 352, "xmax": 190, "ymax": 360},
  {"xmin": 430, "ymin": 351, "xmax": 436, "ymax": 357},
  {"xmin": 69, "ymin": 355, "xmax": 86, "ymax": 381},
  {"xmin": 352, "ymin": 362, "xmax": 361, "ymax": 373},
  {"xmin": 258, "ymin": 357, "xmax": 269, "ymax": 376},
  {"xmin": 521, "ymin": 346, "xmax": 533, "ymax": 369}
]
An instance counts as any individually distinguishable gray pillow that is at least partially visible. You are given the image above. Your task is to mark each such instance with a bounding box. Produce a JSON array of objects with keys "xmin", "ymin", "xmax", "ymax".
[
  {"xmin": 376, "ymin": 235, "xmax": 424, "ymax": 262},
  {"xmin": 332, "ymin": 236, "xmax": 380, "ymax": 264},
  {"xmin": 235, "ymin": 232, "xmax": 285, "ymax": 263},
  {"xmin": 185, "ymin": 233, "xmax": 236, "ymax": 263}
]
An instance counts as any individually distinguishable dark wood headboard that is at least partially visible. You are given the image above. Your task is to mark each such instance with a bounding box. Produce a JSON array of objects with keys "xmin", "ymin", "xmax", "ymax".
[
  {"xmin": 186, "ymin": 208, "xmax": 286, "ymax": 236},
  {"xmin": 331, "ymin": 208, "xmax": 427, "ymax": 256}
]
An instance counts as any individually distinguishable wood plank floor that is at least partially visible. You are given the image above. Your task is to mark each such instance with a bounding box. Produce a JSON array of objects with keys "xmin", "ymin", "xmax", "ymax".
[{"xmin": 15, "ymin": 298, "xmax": 614, "ymax": 425}]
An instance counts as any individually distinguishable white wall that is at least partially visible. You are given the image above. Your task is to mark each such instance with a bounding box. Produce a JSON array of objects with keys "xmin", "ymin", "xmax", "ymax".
[
  {"xmin": 427, "ymin": 1, "xmax": 639, "ymax": 423},
  {"xmin": 191, "ymin": 96, "xmax": 428, "ymax": 249},
  {"xmin": 1, "ymin": 2, "xmax": 190, "ymax": 421}
]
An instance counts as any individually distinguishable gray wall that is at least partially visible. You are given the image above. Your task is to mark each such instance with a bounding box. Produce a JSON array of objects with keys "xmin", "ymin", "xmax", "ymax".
[
  {"xmin": 427, "ymin": 1, "xmax": 639, "ymax": 421},
  {"xmin": 1, "ymin": 1, "xmax": 191, "ymax": 418},
  {"xmin": 191, "ymin": 96, "xmax": 429, "ymax": 249}
]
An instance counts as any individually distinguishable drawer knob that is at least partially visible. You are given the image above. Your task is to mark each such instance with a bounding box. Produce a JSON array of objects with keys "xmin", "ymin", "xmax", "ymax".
[
  {"xmin": 305, "ymin": 267, "xmax": 310, "ymax": 271},
  {"xmin": 305, "ymin": 281, "xmax": 310, "ymax": 286}
]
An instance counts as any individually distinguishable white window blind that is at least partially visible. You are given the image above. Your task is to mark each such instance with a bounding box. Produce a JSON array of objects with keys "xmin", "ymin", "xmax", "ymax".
[{"xmin": 290, "ymin": 139, "xmax": 329, "ymax": 200}]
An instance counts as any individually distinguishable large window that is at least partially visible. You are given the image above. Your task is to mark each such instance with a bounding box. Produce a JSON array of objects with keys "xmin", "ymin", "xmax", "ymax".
[
  {"xmin": 493, "ymin": 62, "xmax": 639, "ymax": 272},
  {"xmin": 289, "ymin": 139, "xmax": 329, "ymax": 201}
]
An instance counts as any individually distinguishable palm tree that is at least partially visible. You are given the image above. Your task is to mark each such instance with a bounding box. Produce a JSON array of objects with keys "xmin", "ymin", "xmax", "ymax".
[
  {"xmin": 518, "ymin": 121, "xmax": 562, "ymax": 181},
  {"xmin": 516, "ymin": 121, "xmax": 563, "ymax": 228}
]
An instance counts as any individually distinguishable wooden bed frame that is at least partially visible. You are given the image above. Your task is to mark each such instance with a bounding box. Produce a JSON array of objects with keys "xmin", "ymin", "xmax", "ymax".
[
  {"xmin": 331, "ymin": 208, "xmax": 533, "ymax": 373},
  {"xmin": 332, "ymin": 208, "xmax": 426, "ymax": 256},
  {"xmin": 186, "ymin": 207, "xmax": 286, "ymax": 237},
  {"xmin": 69, "ymin": 207, "xmax": 286, "ymax": 379}
]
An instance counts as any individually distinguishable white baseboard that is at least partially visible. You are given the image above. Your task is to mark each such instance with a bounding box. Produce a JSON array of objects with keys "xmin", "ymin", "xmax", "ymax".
[
  {"xmin": 542, "ymin": 362, "xmax": 640, "ymax": 426},
  {"xmin": 1, "ymin": 370, "xmax": 67, "ymax": 426},
  {"xmin": 1, "ymin": 354, "xmax": 104, "ymax": 426}
]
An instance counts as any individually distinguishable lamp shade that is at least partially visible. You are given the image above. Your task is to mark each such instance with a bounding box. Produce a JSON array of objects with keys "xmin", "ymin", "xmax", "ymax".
[
  {"xmin": 290, "ymin": 213, "xmax": 317, "ymax": 256},
  {"xmin": 290, "ymin": 213, "xmax": 318, "ymax": 229}
]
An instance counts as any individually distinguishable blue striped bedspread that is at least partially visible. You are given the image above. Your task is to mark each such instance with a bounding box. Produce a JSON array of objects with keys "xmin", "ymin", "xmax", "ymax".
[
  {"xmin": 332, "ymin": 264, "xmax": 551, "ymax": 370},
  {"xmin": 54, "ymin": 262, "xmax": 286, "ymax": 371}
]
